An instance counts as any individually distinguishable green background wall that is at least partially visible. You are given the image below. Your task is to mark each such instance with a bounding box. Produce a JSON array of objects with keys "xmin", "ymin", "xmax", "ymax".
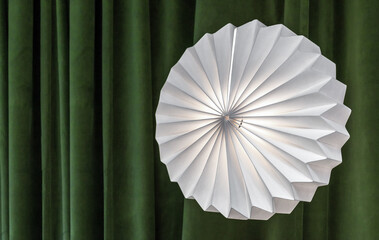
[{"xmin": 0, "ymin": 0, "xmax": 378, "ymax": 239}]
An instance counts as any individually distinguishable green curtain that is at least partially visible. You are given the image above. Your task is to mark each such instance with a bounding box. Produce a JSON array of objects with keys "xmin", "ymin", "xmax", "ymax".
[{"xmin": 0, "ymin": 0, "xmax": 378, "ymax": 239}]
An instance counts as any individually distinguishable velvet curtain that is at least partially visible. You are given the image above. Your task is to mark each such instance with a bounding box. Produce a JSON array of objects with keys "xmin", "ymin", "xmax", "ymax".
[{"xmin": 0, "ymin": 0, "xmax": 378, "ymax": 239}]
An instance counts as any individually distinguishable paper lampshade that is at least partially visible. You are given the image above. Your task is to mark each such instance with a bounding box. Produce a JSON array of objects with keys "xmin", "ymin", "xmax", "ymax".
[{"xmin": 155, "ymin": 20, "xmax": 351, "ymax": 220}]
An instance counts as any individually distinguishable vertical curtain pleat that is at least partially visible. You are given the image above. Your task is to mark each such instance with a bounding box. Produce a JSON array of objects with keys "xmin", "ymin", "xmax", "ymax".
[
  {"xmin": 41, "ymin": 1, "xmax": 53, "ymax": 237},
  {"xmin": 0, "ymin": 0, "xmax": 378, "ymax": 239},
  {"xmin": 0, "ymin": 0, "xmax": 7, "ymax": 239},
  {"xmin": 111, "ymin": 0, "xmax": 155, "ymax": 239},
  {"xmin": 192, "ymin": 0, "xmax": 284, "ymax": 43},
  {"xmin": 41, "ymin": 0, "xmax": 65, "ymax": 239},
  {"xmin": 283, "ymin": 0, "xmax": 309, "ymax": 37},
  {"xmin": 8, "ymin": 0, "xmax": 42, "ymax": 239},
  {"xmin": 329, "ymin": 1, "xmax": 379, "ymax": 239},
  {"xmin": 69, "ymin": 0, "xmax": 103, "ymax": 238},
  {"xmin": 55, "ymin": 0, "xmax": 70, "ymax": 239},
  {"xmin": 149, "ymin": 1, "xmax": 195, "ymax": 239},
  {"xmin": 101, "ymin": 0, "xmax": 114, "ymax": 239}
]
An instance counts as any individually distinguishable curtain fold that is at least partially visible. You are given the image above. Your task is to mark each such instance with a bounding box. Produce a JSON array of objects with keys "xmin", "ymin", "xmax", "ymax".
[
  {"xmin": 0, "ymin": 0, "xmax": 378, "ymax": 239},
  {"xmin": 101, "ymin": 0, "xmax": 114, "ymax": 239},
  {"xmin": 111, "ymin": 0, "xmax": 156, "ymax": 239},
  {"xmin": 329, "ymin": 1, "xmax": 379, "ymax": 239},
  {"xmin": 0, "ymin": 0, "xmax": 7, "ymax": 238},
  {"xmin": 8, "ymin": 1, "xmax": 42, "ymax": 238},
  {"xmin": 55, "ymin": 1, "xmax": 70, "ymax": 239},
  {"xmin": 149, "ymin": 1, "xmax": 195, "ymax": 240}
]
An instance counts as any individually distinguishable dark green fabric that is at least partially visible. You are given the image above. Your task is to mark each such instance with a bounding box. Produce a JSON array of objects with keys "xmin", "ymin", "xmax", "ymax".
[{"xmin": 0, "ymin": 0, "xmax": 378, "ymax": 239}]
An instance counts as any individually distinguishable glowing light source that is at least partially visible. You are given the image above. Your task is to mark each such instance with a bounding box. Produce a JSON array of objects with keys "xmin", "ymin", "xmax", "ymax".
[{"xmin": 155, "ymin": 20, "xmax": 351, "ymax": 220}]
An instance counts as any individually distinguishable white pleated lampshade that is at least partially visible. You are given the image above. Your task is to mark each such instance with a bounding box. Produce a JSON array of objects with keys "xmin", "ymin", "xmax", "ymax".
[{"xmin": 155, "ymin": 19, "xmax": 351, "ymax": 220}]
